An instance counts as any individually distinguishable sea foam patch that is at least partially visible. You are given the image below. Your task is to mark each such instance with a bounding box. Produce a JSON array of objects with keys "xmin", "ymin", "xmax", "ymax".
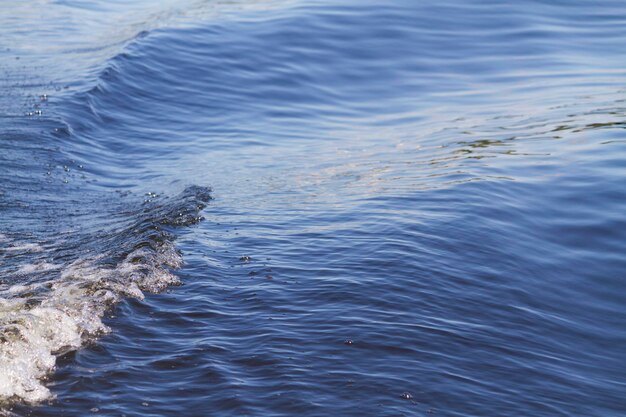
[{"xmin": 0, "ymin": 186, "xmax": 210, "ymax": 404}]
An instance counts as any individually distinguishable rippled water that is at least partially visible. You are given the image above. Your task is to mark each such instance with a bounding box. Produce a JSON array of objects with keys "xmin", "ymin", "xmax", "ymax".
[{"xmin": 1, "ymin": 0, "xmax": 625, "ymax": 415}]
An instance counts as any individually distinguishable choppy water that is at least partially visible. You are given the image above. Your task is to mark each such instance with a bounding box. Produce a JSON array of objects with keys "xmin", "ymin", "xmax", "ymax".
[{"xmin": 1, "ymin": 0, "xmax": 625, "ymax": 415}]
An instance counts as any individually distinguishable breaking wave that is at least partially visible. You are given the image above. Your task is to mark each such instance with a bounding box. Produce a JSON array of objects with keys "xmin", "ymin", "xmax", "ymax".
[{"xmin": 0, "ymin": 186, "xmax": 211, "ymax": 403}]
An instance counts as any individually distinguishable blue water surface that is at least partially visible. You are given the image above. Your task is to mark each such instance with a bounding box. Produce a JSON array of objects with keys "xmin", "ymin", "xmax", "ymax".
[{"xmin": 1, "ymin": 0, "xmax": 625, "ymax": 416}]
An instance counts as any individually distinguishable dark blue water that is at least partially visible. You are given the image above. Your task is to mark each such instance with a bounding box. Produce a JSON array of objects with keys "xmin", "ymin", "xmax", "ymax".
[{"xmin": 1, "ymin": 0, "xmax": 625, "ymax": 415}]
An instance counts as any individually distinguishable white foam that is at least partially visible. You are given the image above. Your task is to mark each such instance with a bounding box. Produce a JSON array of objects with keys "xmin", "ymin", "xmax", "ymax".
[
  {"xmin": 4, "ymin": 243, "xmax": 44, "ymax": 253},
  {"xmin": 15, "ymin": 262, "xmax": 61, "ymax": 275},
  {"xmin": 0, "ymin": 240, "xmax": 183, "ymax": 404}
]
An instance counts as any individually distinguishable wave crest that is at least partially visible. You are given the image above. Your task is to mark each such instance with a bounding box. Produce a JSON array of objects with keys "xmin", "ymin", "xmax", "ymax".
[{"xmin": 0, "ymin": 186, "xmax": 211, "ymax": 404}]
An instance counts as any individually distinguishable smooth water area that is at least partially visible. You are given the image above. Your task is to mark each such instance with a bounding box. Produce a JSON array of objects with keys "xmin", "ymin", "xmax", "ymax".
[{"xmin": 1, "ymin": 0, "xmax": 625, "ymax": 415}]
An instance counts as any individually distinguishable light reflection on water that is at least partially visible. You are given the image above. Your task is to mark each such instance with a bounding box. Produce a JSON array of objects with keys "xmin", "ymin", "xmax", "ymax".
[{"xmin": 1, "ymin": 0, "xmax": 625, "ymax": 415}]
